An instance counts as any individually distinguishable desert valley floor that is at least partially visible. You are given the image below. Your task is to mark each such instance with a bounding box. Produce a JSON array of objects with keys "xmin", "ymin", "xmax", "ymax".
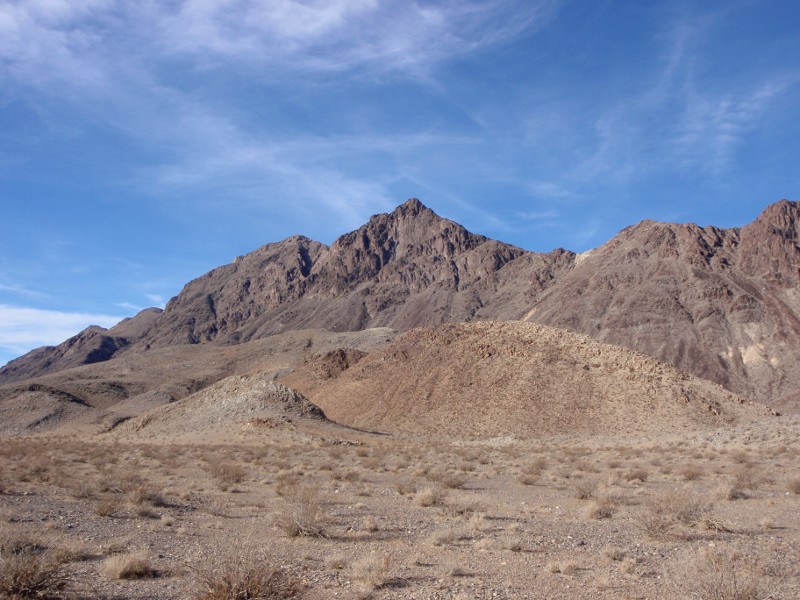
[{"xmin": 2, "ymin": 402, "xmax": 800, "ymax": 599}]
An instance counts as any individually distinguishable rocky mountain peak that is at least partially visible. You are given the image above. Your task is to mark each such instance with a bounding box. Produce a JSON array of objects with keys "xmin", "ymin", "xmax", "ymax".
[{"xmin": 739, "ymin": 199, "xmax": 800, "ymax": 282}]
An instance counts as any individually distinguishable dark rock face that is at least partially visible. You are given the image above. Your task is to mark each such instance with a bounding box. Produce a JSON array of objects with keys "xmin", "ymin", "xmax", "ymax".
[{"xmin": 3, "ymin": 197, "xmax": 800, "ymax": 410}]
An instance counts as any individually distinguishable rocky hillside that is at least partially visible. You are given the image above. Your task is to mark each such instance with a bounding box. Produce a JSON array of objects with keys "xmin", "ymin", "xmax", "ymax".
[
  {"xmin": 3, "ymin": 197, "xmax": 800, "ymax": 411},
  {"xmin": 282, "ymin": 321, "xmax": 769, "ymax": 439},
  {"xmin": 528, "ymin": 200, "xmax": 800, "ymax": 410},
  {"xmin": 0, "ymin": 199, "xmax": 573, "ymax": 383}
]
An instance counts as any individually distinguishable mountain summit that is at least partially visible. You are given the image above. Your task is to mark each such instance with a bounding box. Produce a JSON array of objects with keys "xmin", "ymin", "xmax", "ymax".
[{"xmin": 3, "ymin": 198, "xmax": 800, "ymax": 410}]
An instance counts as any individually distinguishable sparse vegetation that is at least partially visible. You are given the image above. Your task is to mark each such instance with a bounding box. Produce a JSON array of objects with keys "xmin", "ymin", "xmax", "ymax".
[
  {"xmin": 192, "ymin": 552, "xmax": 304, "ymax": 600},
  {"xmin": 0, "ymin": 542, "xmax": 70, "ymax": 599},
  {"xmin": 274, "ymin": 481, "xmax": 327, "ymax": 537},
  {"xmin": 103, "ymin": 551, "xmax": 154, "ymax": 580}
]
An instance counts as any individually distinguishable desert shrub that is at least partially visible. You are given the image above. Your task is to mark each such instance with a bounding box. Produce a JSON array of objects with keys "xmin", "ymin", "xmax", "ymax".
[
  {"xmin": 624, "ymin": 468, "xmax": 649, "ymax": 483},
  {"xmin": 638, "ymin": 488, "xmax": 712, "ymax": 538},
  {"xmin": 675, "ymin": 545, "xmax": 766, "ymax": 600},
  {"xmin": 439, "ymin": 473, "xmax": 468, "ymax": 490},
  {"xmin": 571, "ymin": 477, "xmax": 598, "ymax": 500},
  {"xmin": 415, "ymin": 487, "xmax": 446, "ymax": 508},
  {"xmin": 0, "ymin": 543, "xmax": 70, "ymax": 599},
  {"xmin": 546, "ymin": 561, "xmax": 578, "ymax": 575},
  {"xmin": 192, "ymin": 553, "xmax": 303, "ymax": 600},
  {"xmin": 274, "ymin": 481, "xmax": 326, "ymax": 537},
  {"xmin": 585, "ymin": 495, "xmax": 616, "ymax": 520},
  {"xmin": 679, "ymin": 464, "xmax": 704, "ymax": 481},
  {"xmin": 352, "ymin": 554, "xmax": 391, "ymax": 593},
  {"xmin": 392, "ymin": 477, "xmax": 417, "ymax": 495},
  {"xmin": 103, "ymin": 551, "xmax": 154, "ymax": 580},
  {"xmin": 95, "ymin": 496, "xmax": 122, "ymax": 517},
  {"xmin": 207, "ymin": 461, "xmax": 246, "ymax": 491},
  {"xmin": 716, "ymin": 482, "xmax": 748, "ymax": 501}
]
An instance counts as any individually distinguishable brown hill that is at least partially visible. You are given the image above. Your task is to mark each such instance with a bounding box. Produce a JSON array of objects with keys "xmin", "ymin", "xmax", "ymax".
[
  {"xmin": 115, "ymin": 375, "xmax": 332, "ymax": 441},
  {"xmin": 282, "ymin": 321, "xmax": 770, "ymax": 439},
  {"xmin": 527, "ymin": 200, "xmax": 800, "ymax": 410},
  {"xmin": 0, "ymin": 328, "xmax": 395, "ymax": 436}
]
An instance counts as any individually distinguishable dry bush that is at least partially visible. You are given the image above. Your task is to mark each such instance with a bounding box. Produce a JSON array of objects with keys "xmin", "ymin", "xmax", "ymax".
[
  {"xmin": 585, "ymin": 495, "xmax": 615, "ymax": 520},
  {"xmin": 786, "ymin": 477, "xmax": 800, "ymax": 495},
  {"xmin": 679, "ymin": 464, "xmax": 704, "ymax": 481},
  {"xmin": 95, "ymin": 496, "xmax": 122, "ymax": 517},
  {"xmin": 428, "ymin": 527, "xmax": 469, "ymax": 547},
  {"xmin": 602, "ymin": 546, "xmax": 626, "ymax": 562},
  {"xmin": 415, "ymin": 487, "xmax": 446, "ymax": 508},
  {"xmin": 624, "ymin": 468, "xmax": 649, "ymax": 483},
  {"xmin": 716, "ymin": 482, "xmax": 748, "ymax": 501},
  {"xmin": 0, "ymin": 541, "xmax": 70, "ymax": 599},
  {"xmin": 546, "ymin": 561, "xmax": 578, "ymax": 575},
  {"xmin": 733, "ymin": 467, "xmax": 769, "ymax": 491},
  {"xmin": 352, "ymin": 554, "xmax": 391, "ymax": 593},
  {"xmin": 674, "ymin": 545, "xmax": 766, "ymax": 600},
  {"xmin": 127, "ymin": 483, "xmax": 169, "ymax": 507},
  {"xmin": 206, "ymin": 461, "xmax": 246, "ymax": 491},
  {"xmin": 274, "ymin": 481, "xmax": 326, "ymax": 538},
  {"xmin": 392, "ymin": 477, "xmax": 417, "ymax": 496},
  {"xmin": 439, "ymin": 473, "xmax": 468, "ymax": 489},
  {"xmin": 638, "ymin": 488, "xmax": 713, "ymax": 539},
  {"xmin": 103, "ymin": 551, "xmax": 154, "ymax": 580},
  {"xmin": 571, "ymin": 477, "xmax": 598, "ymax": 500},
  {"xmin": 192, "ymin": 552, "xmax": 303, "ymax": 599}
]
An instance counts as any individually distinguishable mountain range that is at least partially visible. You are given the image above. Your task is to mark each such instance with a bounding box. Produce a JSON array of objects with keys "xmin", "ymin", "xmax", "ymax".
[{"xmin": 2, "ymin": 197, "xmax": 799, "ymax": 423}]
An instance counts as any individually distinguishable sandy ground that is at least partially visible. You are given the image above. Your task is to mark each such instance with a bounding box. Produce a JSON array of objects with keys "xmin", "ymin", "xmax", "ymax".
[{"xmin": 2, "ymin": 415, "xmax": 799, "ymax": 599}]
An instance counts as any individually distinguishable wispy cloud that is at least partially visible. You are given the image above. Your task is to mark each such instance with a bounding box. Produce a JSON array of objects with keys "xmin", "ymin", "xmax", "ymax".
[
  {"xmin": 145, "ymin": 294, "xmax": 164, "ymax": 307},
  {"xmin": 0, "ymin": 0, "xmax": 557, "ymax": 232},
  {"xmin": 0, "ymin": 304, "xmax": 123, "ymax": 362},
  {"xmin": 670, "ymin": 80, "xmax": 793, "ymax": 174}
]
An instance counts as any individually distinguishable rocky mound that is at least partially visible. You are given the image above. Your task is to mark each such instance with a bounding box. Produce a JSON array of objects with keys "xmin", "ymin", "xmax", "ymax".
[
  {"xmin": 118, "ymin": 375, "xmax": 327, "ymax": 438},
  {"xmin": 0, "ymin": 328, "xmax": 395, "ymax": 436},
  {"xmin": 0, "ymin": 384, "xmax": 91, "ymax": 436},
  {"xmin": 290, "ymin": 321, "xmax": 771, "ymax": 439}
]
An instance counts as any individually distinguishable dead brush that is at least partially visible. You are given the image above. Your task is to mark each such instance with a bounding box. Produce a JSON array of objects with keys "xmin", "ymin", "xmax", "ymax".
[
  {"xmin": 103, "ymin": 551, "xmax": 154, "ymax": 580},
  {"xmin": 637, "ymin": 488, "xmax": 713, "ymax": 539},
  {"xmin": 206, "ymin": 460, "xmax": 246, "ymax": 491},
  {"xmin": 191, "ymin": 551, "xmax": 304, "ymax": 600},
  {"xmin": 673, "ymin": 545, "xmax": 767, "ymax": 600},
  {"xmin": 570, "ymin": 477, "xmax": 598, "ymax": 500},
  {"xmin": 274, "ymin": 480, "xmax": 327, "ymax": 538},
  {"xmin": 0, "ymin": 539, "xmax": 71, "ymax": 599},
  {"xmin": 352, "ymin": 553, "xmax": 392, "ymax": 595}
]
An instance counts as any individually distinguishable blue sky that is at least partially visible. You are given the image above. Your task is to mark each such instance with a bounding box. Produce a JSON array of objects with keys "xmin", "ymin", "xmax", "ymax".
[{"xmin": 1, "ymin": 0, "xmax": 798, "ymax": 366}]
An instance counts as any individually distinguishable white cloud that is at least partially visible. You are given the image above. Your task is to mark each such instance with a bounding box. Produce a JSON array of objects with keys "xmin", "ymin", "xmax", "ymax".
[
  {"xmin": 0, "ymin": 304, "xmax": 123, "ymax": 360},
  {"xmin": 0, "ymin": 0, "xmax": 557, "ymax": 232},
  {"xmin": 670, "ymin": 80, "xmax": 793, "ymax": 173},
  {"xmin": 145, "ymin": 294, "xmax": 164, "ymax": 307}
]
